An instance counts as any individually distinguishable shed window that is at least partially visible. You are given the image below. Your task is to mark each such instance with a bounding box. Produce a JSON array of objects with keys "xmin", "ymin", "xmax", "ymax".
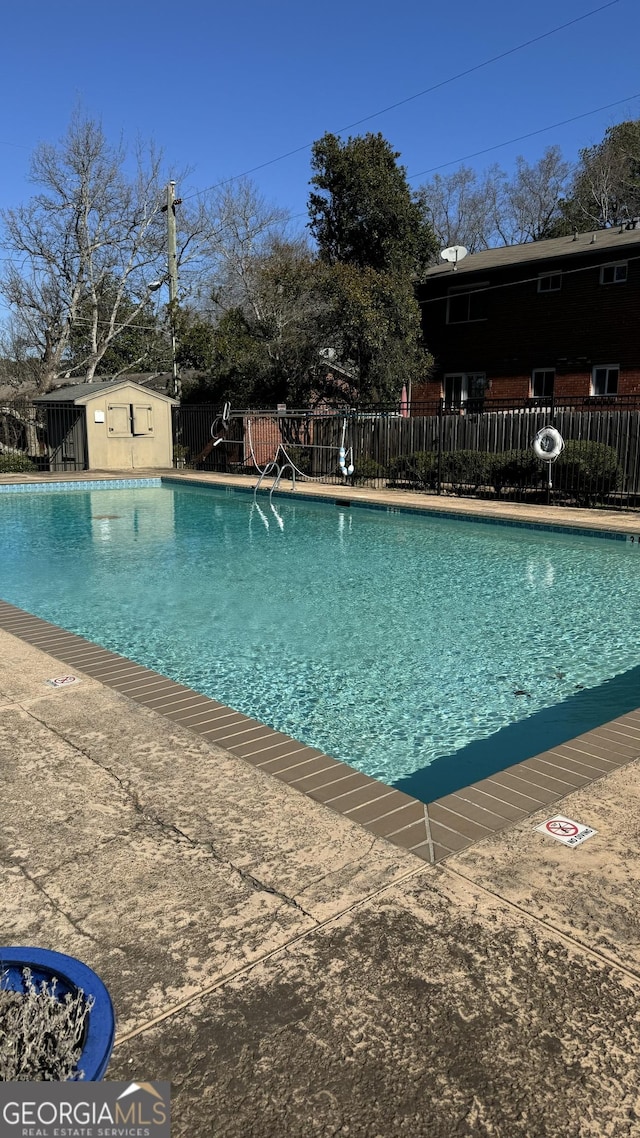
[
  {"xmin": 106, "ymin": 402, "xmax": 155, "ymax": 436},
  {"xmin": 132, "ymin": 404, "xmax": 154, "ymax": 435},
  {"xmin": 107, "ymin": 403, "xmax": 132, "ymax": 437}
]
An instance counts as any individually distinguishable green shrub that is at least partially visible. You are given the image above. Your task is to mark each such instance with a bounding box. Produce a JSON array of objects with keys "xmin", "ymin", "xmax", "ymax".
[
  {"xmin": 0, "ymin": 453, "xmax": 36, "ymax": 473},
  {"xmin": 384, "ymin": 440, "xmax": 622, "ymax": 503},
  {"xmin": 492, "ymin": 449, "xmax": 540, "ymax": 491},
  {"xmin": 440, "ymin": 450, "xmax": 494, "ymax": 492},
  {"xmin": 351, "ymin": 455, "xmax": 383, "ymax": 484},
  {"xmin": 390, "ymin": 449, "xmax": 495, "ymax": 493},
  {"xmin": 554, "ymin": 439, "xmax": 622, "ymax": 502},
  {"xmin": 388, "ymin": 451, "xmax": 437, "ymax": 489}
]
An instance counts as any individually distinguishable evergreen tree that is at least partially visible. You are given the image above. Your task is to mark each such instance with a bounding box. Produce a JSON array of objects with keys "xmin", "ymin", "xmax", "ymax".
[
  {"xmin": 308, "ymin": 132, "xmax": 436, "ymax": 277},
  {"xmin": 307, "ymin": 132, "xmax": 436, "ymax": 402}
]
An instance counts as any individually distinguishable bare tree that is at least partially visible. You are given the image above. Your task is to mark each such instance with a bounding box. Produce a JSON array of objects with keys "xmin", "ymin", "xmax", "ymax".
[
  {"xmin": 200, "ymin": 178, "xmax": 291, "ymax": 320},
  {"xmin": 417, "ymin": 165, "xmax": 504, "ymax": 253},
  {"xmin": 562, "ymin": 120, "xmax": 640, "ymax": 230},
  {"xmin": 496, "ymin": 146, "xmax": 571, "ymax": 244},
  {"xmin": 178, "ymin": 179, "xmax": 334, "ymax": 404},
  {"xmin": 419, "ymin": 147, "xmax": 570, "ymax": 251},
  {"xmin": 0, "ymin": 112, "xmax": 203, "ymax": 391},
  {"xmin": 0, "ymin": 318, "xmax": 44, "ymax": 393},
  {"xmin": 194, "ymin": 234, "xmax": 333, "ymax": 406}
]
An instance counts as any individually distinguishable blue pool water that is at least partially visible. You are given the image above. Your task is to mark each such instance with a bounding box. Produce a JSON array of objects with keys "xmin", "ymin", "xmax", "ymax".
[{"xmin": 2, "ymin": 481, "xmax": 640, "ymax": 798}]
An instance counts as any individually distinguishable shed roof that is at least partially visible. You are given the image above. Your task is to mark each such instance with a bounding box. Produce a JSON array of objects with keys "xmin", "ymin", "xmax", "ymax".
[
  {"xmin": 423, "ymin": 226, "xmax": 640, "ymax": 281},
  {"xmin": 34, "ymin": 380, "xmax": 178, "ymax": 405}
]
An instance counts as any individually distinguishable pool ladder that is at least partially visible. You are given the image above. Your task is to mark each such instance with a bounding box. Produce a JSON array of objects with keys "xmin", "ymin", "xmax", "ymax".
[{"xmin": 254, "ymin": 460, "xmax": 296, "ymax": 499}]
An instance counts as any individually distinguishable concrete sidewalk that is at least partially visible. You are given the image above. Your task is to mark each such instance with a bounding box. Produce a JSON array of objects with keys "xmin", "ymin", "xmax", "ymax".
[{"xmin": 1, "ymin": 629, "xmax": 639, "ymax": 1137}]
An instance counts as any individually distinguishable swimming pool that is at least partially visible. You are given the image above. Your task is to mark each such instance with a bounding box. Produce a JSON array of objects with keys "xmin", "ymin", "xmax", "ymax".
[{"xmin": 2, "ymin": 480, "xmax": 640, "ymax": 799}]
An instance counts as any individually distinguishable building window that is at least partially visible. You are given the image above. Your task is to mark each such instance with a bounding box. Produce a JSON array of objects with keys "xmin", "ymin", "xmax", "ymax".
[
  {"xmin": 537, "ymin": 272, "xmax": 562, "ymax": 292},
  {"xmin": 531, "ymin": 369, "xmax": 555, "ymax": 399},
  {"xmin": 591, "ymin": 365, "xmax": 619, "ymax": 396},
  {"xmin": 600, "ymin": 262, "xmax": 628, "ymax": 284},
  {"xmin": 444, "ymin": 373, "xmax": 487, "ymax": 406},
  {"xmin": 446, "ymin": 283, "xmax": 487, "ymax": 324}
]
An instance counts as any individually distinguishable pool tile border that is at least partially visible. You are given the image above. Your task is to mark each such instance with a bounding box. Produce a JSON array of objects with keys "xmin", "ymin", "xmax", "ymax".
[
  {"xmin": 160, "ymin": 475, "xmax": 634, "ymax": 543},
  {"xmin": 0, "ymin": 472, "xmax": 635, "ymax": 543},
  {"xmin": 1, "ymin": 597, "xmax": 638, "ymax": 865},
  {"xmin": 0, "ymin": 478, "xmax": 162, "ymax": 493}
]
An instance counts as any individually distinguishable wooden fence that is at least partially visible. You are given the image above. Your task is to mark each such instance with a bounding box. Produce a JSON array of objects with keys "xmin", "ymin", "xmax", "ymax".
[
  {"xmin": 174, "ymin": 402, "xmax": 640, "ymax": 507},
  {"xmin": 314, "ymin": 405, "xmax": 640, "ymax": 503}
]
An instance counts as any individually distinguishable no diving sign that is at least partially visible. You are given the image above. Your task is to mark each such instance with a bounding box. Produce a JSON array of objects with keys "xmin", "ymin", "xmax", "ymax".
[
  {"xmin": 536, "ymin": 814, "xmax": 597, "ymax": 847},
  {"xmin": 46, "ymin": 675, "xmax": 80, "ymax": 688}
]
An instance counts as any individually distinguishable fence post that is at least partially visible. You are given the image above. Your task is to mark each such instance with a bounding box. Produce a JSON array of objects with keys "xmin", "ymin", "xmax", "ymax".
[
  {"xmin": 437, "ymin": 399, "xmax": 443, "ymax": 495},
  {"xmin": 545, "ymin": 393, "xmax": 556, "ymax": 506}
]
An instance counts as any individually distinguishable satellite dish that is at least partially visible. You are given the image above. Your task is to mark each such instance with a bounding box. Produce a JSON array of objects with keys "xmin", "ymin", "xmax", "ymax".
[
  {"xmin": 440, "ymin": 245, "xmax": 468, "ymax": 269},
  {"xmin": 319, "ymin": 347, "xmax": 337, "ymax": 361}
]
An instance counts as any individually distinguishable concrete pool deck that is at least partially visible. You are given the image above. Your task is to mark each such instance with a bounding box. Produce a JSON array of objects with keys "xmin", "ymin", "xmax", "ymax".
[
  {"xmin": 2, "ymin": 629, "xmax": 640, "ymax": 1136},
  {"xmin": 2, "ymin": 472, "xmax": 640, "ymax": 1133}
]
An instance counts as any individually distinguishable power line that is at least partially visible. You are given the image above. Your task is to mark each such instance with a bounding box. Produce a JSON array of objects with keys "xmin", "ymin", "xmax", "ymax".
[
  {"xmin": 180, "ymin": 0, "xmax": 621, "ymax": 203},
  {"xmin": 409, "ymin": 93, "xmax": 640, "ymax": 180},
  {"xmin": 1, "ymin": 91, "xmax": 638, "ymax": 321},
  {"xmin": 0, "ymin": 139, "xmax": 31, "ymax": 152},
  {"xmin": 2, "ymin": 89, "xmax": 635, "ymax": 274},
  {"xmin": 212, "ymin": 91, "xmax": 640, "ymax": 231},
  {"xmin": 63, "ymin": 315, "xmax": 166, "ymax": 333},
  {"xmin": 0, "ymin": 1, "xmax": 629, "ymax": 277}
]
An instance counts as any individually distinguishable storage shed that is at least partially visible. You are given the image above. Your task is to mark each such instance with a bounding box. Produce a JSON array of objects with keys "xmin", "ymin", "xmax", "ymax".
[{"xmin": 34, "ymin": 381, "xmax": 178, "ymax": 471}]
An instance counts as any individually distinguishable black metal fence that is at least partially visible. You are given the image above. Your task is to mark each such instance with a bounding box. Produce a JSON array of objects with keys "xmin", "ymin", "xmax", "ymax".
[
  {"xmin": 0, "ymin": 399, "xmax": 87, "ymax": 472},
  {"xmin": 3, "ymin": 393, "xmax": 636, "ymax": 508},
  {"xmin": 173, "ymin": 399, "xmax": 640, "ymax": 510}
]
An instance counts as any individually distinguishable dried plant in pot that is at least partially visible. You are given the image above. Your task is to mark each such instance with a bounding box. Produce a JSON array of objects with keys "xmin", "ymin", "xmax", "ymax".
[
  {"xmin": 173, "ymin": 445, "xmax": 189, "ymax": 469},
  {"xmin": 0, "ymin": 948, "xmax": 115, "ymax": 1082}
]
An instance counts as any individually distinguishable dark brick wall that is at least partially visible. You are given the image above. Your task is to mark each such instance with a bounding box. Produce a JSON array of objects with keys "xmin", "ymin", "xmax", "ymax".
[{"xmin": 417, "ymin": 244, "xmax": 640, "ymax": 400}]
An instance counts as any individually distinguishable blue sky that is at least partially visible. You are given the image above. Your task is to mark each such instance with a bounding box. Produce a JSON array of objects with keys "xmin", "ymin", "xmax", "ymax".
[{"xmin": 1, "ymin": 0, "xmax": 639, "ymax": 234}]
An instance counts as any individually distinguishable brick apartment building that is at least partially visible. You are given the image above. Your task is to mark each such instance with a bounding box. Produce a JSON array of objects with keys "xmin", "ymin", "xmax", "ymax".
[{"xmin": 414, "ymin": 226, "xmax": 640, "ymax": 408}]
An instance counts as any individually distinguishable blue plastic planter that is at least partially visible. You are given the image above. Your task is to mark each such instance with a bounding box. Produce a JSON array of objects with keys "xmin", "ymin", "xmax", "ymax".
[{"xmin": 0, "ymin": 947, "xmax": 116, "ymax": 1081}]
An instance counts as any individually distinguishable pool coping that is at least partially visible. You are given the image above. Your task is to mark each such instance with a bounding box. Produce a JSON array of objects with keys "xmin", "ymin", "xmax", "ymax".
[
  {"xmin": 165, "ymin": 469, "xmax": 640, "ymax": 538},
  {"xmin": 3, "ymin": 466, "xmax": 640, "ymax": 536},
  {"xmin": 1, "ymin": 594, "xmax": 638, "ymax": 865},
  {"xmin": 2, "ymin": 470, "xmax": 640, "ymax": 864}
]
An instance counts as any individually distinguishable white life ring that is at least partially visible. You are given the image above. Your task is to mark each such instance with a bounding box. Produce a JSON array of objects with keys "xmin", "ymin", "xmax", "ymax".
[{"xmin": 533, "ymin": 426, "xmax": 564, "ymax": 462}]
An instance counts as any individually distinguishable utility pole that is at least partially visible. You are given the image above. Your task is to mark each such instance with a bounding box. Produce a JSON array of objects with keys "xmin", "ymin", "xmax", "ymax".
[{"xmin": 164, "ymin": 181, "xmax": 182, "ymax": 398}]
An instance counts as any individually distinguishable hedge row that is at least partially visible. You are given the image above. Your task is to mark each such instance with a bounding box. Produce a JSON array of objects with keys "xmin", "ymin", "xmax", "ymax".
[{"xmin": 384, "ymin": 441, "xmax": 623, "ymax": 501}]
